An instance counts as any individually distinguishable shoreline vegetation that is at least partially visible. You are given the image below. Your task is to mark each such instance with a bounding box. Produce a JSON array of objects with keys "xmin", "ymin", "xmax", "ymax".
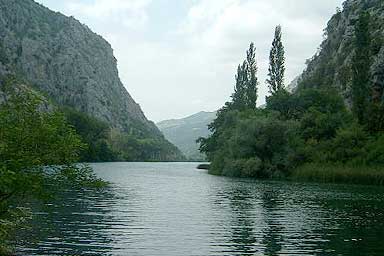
[
  {"xmin": 198, "ymin": 163, "xmax": 384, "ymax": 186},
  {"xmin": 292, "ymin": 164, "xmax": 384, "ymax": 186},
  {"xmin": 198, "ymin": 16, "xmax": 384, "ymax": 187},
  {"xmin": 0, "ymin": 78, "xmax": 108, "ymax": 255}
]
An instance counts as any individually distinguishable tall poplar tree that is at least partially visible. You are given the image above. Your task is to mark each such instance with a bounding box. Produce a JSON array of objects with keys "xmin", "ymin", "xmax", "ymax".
[
  {"xmin": 266, "ymin": 25, "xmax": 285, "ymax": 94},
  {"xmin": 231, "ymin": 43, "xmax": 258, "ymax": 110},
  {"xmin": 232, "ymin": 61, "xmax": 248, "ymax": 110},
  {"xmin": 245, "ymin": 42, "xmax": 258, "ymax": 109},
  {"xmin": 351, "ymin": 11, "xmax": 371, "ymax": 124}
]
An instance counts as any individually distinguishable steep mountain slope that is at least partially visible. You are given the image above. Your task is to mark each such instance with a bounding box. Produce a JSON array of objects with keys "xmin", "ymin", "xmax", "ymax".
[
  {"xmin": 0, "ymin": 0, "xmax": 183, "ymax": 161},
  {"xmin": 298, "ymin": 0, "xmax": 384, "ymax": 102},
  {"xmin": 157, "ymin": 111, "xmax": 216, "ymax": 161}
]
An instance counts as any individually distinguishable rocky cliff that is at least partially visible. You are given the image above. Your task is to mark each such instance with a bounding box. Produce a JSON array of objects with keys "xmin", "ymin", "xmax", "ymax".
[
  {"xmin": 0, "ymin": 0, "xmax": 183, "ymax": 161},
  {"xmin": 298, "ymin": 0, "xmax": 384, "ymax": 102}
]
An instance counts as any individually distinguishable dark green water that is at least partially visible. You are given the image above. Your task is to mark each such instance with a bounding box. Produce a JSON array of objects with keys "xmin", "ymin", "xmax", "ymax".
[{"xmin": 17, "ymin": 162, "xmax": 384, "ymax": 255}]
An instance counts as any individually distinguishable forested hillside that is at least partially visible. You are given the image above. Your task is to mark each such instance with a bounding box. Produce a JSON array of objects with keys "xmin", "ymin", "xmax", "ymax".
[{"xmin": 199, "ymin": 0, "xmax": 384, "ymax": 185}]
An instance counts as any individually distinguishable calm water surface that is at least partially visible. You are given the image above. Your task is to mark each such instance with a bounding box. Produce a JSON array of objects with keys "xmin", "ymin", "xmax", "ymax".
[{"xmin": 17, "ymin": 162, "xmax": 384, "ymax": 255}]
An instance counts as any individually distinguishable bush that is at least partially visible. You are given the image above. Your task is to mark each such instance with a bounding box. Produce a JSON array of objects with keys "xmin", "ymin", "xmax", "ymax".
[
  {"xmin": 362, "ymin": 133, "xmax": 384, "ymax": 165},
  {"xmin": 207, "ymin": 110, "xmax": 301, "ymax": 178},
  {"xmin": 328, "ymin": 123, "xmax": 368, "ymax": 164},
  {"xmin": 63, "ymin": 108, "xmax": 118, "ymax": 162},
  {"xmin": 222, "ymin": 158, "xmax": 263, "ymax": 178},
  {"xmin": 0, "ymin": 82, "xmax": 107, "ymax": 252}
]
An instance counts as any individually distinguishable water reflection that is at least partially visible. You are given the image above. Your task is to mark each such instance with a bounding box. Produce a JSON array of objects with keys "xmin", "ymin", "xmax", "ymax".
[
  {"xmin": 313, "ymin": 190, "xmax": 384, "ymax": 256},
  {"xmin": 260, "ymin": 188, "xmax": 283, "ymax": 256},
  {"xmin": 210, "ymin": 182, "xmax": 284, "ymax": 255},
  {"xmin": 16, "ymin": 163, "xmax": 384, "ymax": 256},
  {"xmin": 17, "ymin": 187, "xmax": 122, "ymax": 256},
  {"xmin": 226, "ymin": 185, "xmax": 258, "ymax": 255}
]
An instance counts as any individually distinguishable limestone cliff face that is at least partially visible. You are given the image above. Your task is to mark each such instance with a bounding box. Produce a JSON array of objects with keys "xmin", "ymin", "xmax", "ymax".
[
  {"xmin": 0, "ymin": 0, "xmax": 184, "ymax": 160},
  {"xmin": 0, "ymin": 0, "xmax": 161, "ymax": 137},
  {"xmin": 299, "ymin": 0, "xmax": 384, "ymax": 102}
]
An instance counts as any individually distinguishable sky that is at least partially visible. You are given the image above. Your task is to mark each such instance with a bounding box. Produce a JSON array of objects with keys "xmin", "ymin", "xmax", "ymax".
[{"xmin": 35, "ymin": 0, "xmax": 344, "ymax": 122}]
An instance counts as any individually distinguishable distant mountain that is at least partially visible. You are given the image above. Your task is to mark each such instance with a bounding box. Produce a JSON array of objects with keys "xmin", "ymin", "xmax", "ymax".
[
  {"xmin": 0, "ymin": 0, "xmax": 184, "ymax": 161},
  {"xmin": 157, "ymin": 111, "xmax": 216, "ymax": 161}
]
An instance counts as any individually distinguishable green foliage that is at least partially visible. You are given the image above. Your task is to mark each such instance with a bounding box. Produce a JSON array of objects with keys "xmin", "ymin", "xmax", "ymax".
[
  {"xmin": 292, "ymin": 163, "xmax": 384, "ymax": 186},
  {"xmin": 63, "ymin": 107, "xmax": 184, "ymax": 162},
  {"xmin": 267, "ymin": 25, "xmax": 286, "ymax": 94},
  {"xmin": 366, "ymin": 103, "xmax": 384, "ymax": 132},
  {"xmin": 232, "ymin": 61, "xmax": 248, "ymax": 110},
  {"xmin": 201, "ymin": 65, "xmax": 384, "ymax": 184},
  {"xmin": 328, "ymin": 124, "xmax": 368, "ymax": 163},
  {"xmin": 266, "ymin": 87, "xmax": 347, "ymax": 120},
  {"xmin": 0, "ymin": 78, "xmax": 107, "ymax": 252},
  {"xmin": 0, "ymin": 206, "xmax": 31, "ymax": 255},
  {"xmin": 0, "ymin": 95, "xmax": 84, "ymax": 171},
  {"xmin": 110, "ymin": 129, "xmax": 184, "ymax": 161},
  {"xmin": 231, "ymin": 43, "xmax": 258, "ymax": 110},
  {"xmin": 63, "ymin": 108, "xmax": 118, "ymax": 162},
  {"xmin": 201, "ymin": 110, "xmax": 301, "ymax": 178},
  {"xmin": 245, "ymin": 43, "xmax": 258, "ymax": 109},
  {"xmin": 363, "ymin": 133, "xmax": 384, "ymax": 165},
  {"xmin": 351, "ymin": 11, "xmax": 372, "ymax": 124}
]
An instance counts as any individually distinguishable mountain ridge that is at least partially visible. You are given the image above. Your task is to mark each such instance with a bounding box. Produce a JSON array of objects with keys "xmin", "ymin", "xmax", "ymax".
[
  {"xmin": 157, "ymin": 111, "xmax": 216, "ymax": 161},
  {"xmin": 0, "ymin": 0, "xmax": 183, "ymax": 161}
]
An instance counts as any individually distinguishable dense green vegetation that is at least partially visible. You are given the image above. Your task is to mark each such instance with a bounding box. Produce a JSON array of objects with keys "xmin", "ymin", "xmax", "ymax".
[
  {"xmin": 199, "ymin": 20, "xmax": 384, "ymax": 185},
  {"xmin": 63, "ymin": 108, "xmax": 118, "ymax": 162},
  {"xmin": 0, "ymin": 76, "xmax": 107, "ymax": 254},
  {"xmin": 109, "ymin": 128, "xmax": 185, "ymax": 161},
  {"xmin": 63, "ymin": 108, "xmax": 185, "ymax": 162}
]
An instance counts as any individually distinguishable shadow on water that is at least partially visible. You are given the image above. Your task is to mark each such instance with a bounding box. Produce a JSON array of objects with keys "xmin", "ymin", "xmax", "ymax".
[
  {"xmin": 210, "ymin": 181, "xmax": 285, "ymax": 256},
  {"xmin": 210, "ymin": 178, "xmax": 384, "ymax": 256},
  {"xmin": 16, "ymin": 186, "xmax": 126, "ymax": 256},
  {"xmin": 225, "ymin": 185, "xmax": 257, "ymax": 255},
  {"xmin": 312, "ymin": 186, "xmax": 384, "ymax": 256},
  {"xmin": 260, "ymin": 187, "xmax": 283, "ymax": 256}
]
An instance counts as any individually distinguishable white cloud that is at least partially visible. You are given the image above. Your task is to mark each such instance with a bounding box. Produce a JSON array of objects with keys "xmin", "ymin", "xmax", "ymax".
[
  {"xmin": 171, "ymin": 0, "xmax": 344, "ymax": 112},
  {"xmin": 35, "ymin": 0, "xmax": 344, "ymax": 121},
  {"xmin": 66, "ymin": 0, "xmax": 152, "ymax": 29}
]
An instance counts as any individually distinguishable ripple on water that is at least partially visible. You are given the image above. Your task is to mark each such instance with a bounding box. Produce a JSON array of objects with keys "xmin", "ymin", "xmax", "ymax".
[{"xmin": 16, "ymin": 162, "xmax": 384, "ymax": 256}]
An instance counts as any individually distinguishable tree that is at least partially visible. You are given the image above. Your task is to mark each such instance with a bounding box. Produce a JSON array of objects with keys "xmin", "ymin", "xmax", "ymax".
[
  {"xmin": 351, "ymin": 11, "xmax": 371, "ymax": 124},
  {"xmin": 0, "ymin": 77, "xmax": 106, "ymax": 253},
  {"xmin": 63, "ymin": 108, "xmax": 118, "ymax": 162},
  {"xmin": 267, "ymin": 25, "xmax": 286, "ymax": 94},
  {"xmin": 245, "ymin": 43, "xmax": 258, "ymax": 109},
  {"xmin": 231, "ymin": 43, "xmax": 258, "ymax": 110},
  {"xmin": 232, "ymin": 61, "xmax": 248, "ymax": 110}
]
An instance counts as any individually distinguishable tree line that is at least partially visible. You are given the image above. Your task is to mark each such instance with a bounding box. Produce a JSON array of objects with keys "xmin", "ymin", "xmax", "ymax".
[{"xmin": 199, "ymin": 14, "xmax": 384, "ymax": 185}]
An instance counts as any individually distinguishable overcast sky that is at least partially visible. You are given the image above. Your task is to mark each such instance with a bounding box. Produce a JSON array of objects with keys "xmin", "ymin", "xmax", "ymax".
[{"xmin": 35, "ymin": 0, "xmax": 344, "ymax": 122}]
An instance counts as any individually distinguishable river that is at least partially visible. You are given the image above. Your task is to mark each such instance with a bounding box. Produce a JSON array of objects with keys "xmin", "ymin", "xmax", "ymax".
[{"xmin": 16, "ymin": 162, "xmax": 384, "ymax": 255}]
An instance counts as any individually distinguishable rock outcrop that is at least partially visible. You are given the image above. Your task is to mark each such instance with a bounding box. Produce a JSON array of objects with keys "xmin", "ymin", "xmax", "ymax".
[
  {"xmin": 298, "ymin": 0, "xmax": 384, "ymax": 103},
  {"xmin": 0, "ymin": 0, "xmax": 183, "ymax": 161}
]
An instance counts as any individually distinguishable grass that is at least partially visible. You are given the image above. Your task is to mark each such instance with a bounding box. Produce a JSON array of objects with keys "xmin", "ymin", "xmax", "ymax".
[{"xmin": 291, "ymin": 163, "xmax": 384, "ymax": 186}]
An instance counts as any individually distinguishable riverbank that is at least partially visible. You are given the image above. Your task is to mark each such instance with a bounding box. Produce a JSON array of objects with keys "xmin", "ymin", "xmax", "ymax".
[
  {"xmin": 204, "ymin": 163, "xmax": 384, "ymax": 186},
  {"xmin": 291, "ymin": 163, "xmax": 384, "ymax": 186}
]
